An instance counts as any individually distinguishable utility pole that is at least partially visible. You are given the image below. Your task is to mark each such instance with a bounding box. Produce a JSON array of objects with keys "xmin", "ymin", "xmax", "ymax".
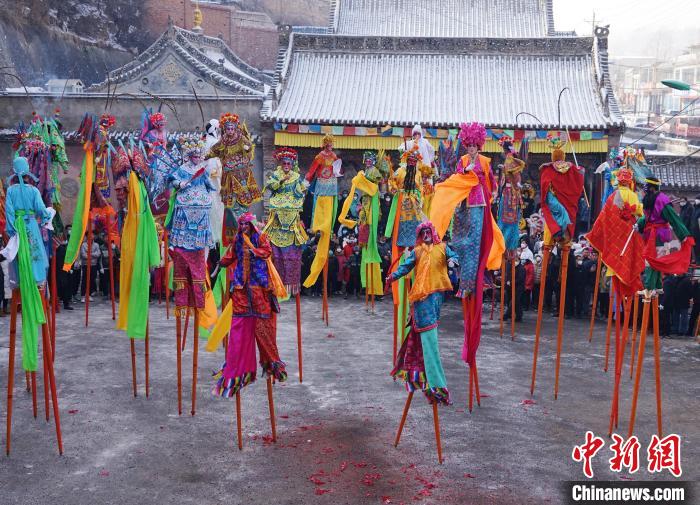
[{"xmin": 584, "ymin": 10, "xmax": 597, "ymax": 35}]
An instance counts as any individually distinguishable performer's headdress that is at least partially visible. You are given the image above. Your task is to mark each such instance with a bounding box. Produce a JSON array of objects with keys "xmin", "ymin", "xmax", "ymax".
[
  {"xmin": 149, "ymin": 112, "xmax": 167, "ymax": 129},
  {"xmin": 416, "ymin": 221, "xmax": 441, "ymax": 245},
  {"xmin": 274, "ymin": 146, "xmax": 298, "ymax": 164},
  {"xmin": 99, "ymin": 113, "xmax": 116, "ymax": 129},
  {"xmin": 237, "ymin": 212, "xmax": 260, "ymax": 235},
  {"xmin": 362, "ymin": 151, "xmax": 377, "ymax": 166},
  {"xmin": 205, "ymin": 118, "xmax": 220, "ymax": 136},
  {"xmin": 412, "ymin": 124, "xmax": 423, "ymax": 137},
  {"xmin": 616, "ymin": 167, "xmax": 634, "ymax": 188},
  {"xmin": 498, "ymin": 135, "xmax": 515, "ymax": 150},
  {"xmin": 458, "ymin": 122, "xmax": 487, "ymax": 149},
  {"xmin": 322, "ymin": 133, "xmax": 334, "ymax": 148},
  {"xmin": 180, "ymin": 138, "xmax": 206, "ymax": 159},
  {"xmin": 400, "ymin": 143, "xmax": 422, "ymax": 166},
  {"xmin": 547, "ymin": 133, "xmax": 566, "ymax": 162},
  {"xmin": 219, "ymin": 113, "xmax": 239, "ymax": 129},
  {"xmin": 644, "ymin": 176, "xmax": 661, "ymax": 190}
]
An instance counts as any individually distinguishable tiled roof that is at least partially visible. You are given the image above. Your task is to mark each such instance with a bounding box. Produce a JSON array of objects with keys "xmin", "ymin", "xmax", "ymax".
[
  {"xmin": 89, "ymin": 25, "xmax": 271, "ymax": 96},
  {"xmin": 647, "ymin": 155, "xmax": 700, "ymax": 191},
  {"xmin": 330, "ymin": 0, "xmax": 572, "ymax": 38},
  {"xmin": 267, "ymin": 35, "xmax": 622, "ymax": 129}
]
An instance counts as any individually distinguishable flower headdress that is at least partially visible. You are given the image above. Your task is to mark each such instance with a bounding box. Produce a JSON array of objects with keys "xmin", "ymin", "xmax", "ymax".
[
  {"xmin": 498, "ymin": 135, "xmax": 514, "ymax": 148},
  {"xmin": 179, "ymin": 137, "xmax": 206, "ymax": 159},
  {"xmin": 458, "ymin": 122, "xmax": 487, "ymax": 149},
  {"xmin": 99, "ymin": 113, "xmax": 116, "ymax": 129},
  {"xmin": 616, "ymin": 167, "xmax": 634, "ymax": 188},
  {"xmin": 219, "ymin": 113, "xmax": 240, "ymax": 129},
  {"xmin": 322, "ymin": 133, "xmax": 334, "ymax": 148},
  {"xmin": 149, "ymin": 112, "xmax": 166, "ymax": 128},
  {"xmin": 273, "ymin": 146, "xmax": 298, "ymax": 164}
]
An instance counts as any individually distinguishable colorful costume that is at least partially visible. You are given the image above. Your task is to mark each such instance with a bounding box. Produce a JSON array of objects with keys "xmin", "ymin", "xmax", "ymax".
[
  {"xmin": 3, "ymin": 157, "xmax": 54, "ymax": 372},
  {"xmin": 497, "ymin": 136, "xmax": 526, "ymax": 253},
  {"xmin": 338, "ymin": 151, "xmax": 387, "ymax": 296},
  {"xmin": 206, "ymin": 113, "xmax": 260, "ymax": 238},
  {"xmin": 116, "ymin": 170, "xmax": 161, "ymax": 339},
  {"xmin": 140, "ymin": 111, "xmax": 170, "ymax": 218},
  {"xmin": 430, "ymin": 122, "xmax": 504, "ymax": 367},
  {"xmin": 204, "ymin": 118, "xmax": 225, "ymax": 244},
  {"xmin": 262, "ymin": 147, "xmax": 308, "ymax": 295},
  {"xmin": 390, "ymin": 222, "xmax": 455, "ymax": 405},
  {"xmin": 302, "ymin": 134, "xmax": 340, "ymax": 289},
  {"xmin": 166, "ymin": 139, "xmax": 216, "ymax": 316},
  {"xmin": 213, "ymin": 214, "xmax": 287, "ymax": 397}
]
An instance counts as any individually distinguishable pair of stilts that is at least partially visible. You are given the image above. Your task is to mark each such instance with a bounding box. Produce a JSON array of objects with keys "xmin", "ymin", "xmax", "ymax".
[
  {"xmin": 83, "ymin": 214, "xmax": 118, "ymax": 327},
  {"xmin": 365, "ymin": 263, "xmax": 376, "ymax": 314},
  {"xmin": 5, "ymin": 288, "xmax": 63, "ymax": 455}
]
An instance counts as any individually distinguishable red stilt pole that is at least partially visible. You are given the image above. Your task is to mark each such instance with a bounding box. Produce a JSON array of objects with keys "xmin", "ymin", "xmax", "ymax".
[
  {"xmin": 432, "ymin": 402, "xmax": 443, "ymax": 465},
  {"xmin": 651, "ymin": 296, "xmax": 663, "ymax": 437},
  {"xmin": 604, "ymin": 288, "xmax": 614, "ymax": 372},
  {"xmin": 295, "ymin": 293, "xmax": 303, "ymax": 383},
  {"xmin": 145, "ymin": 322, "xmax": 150, "ymax": 398},
  {"xmin": 235, "ymin": 391, "xmax": 243, "ymax": 450},
  {"xmin": 322, "ymin": 260, "xmax": 329, "ymax": 326},
  {"xmin": 176, "ymin": 313, "xmax": 182, "ymax": 415},
  {"xmin": 490, "ymin": 281, "xmax": 496, "ymax": 321},
  {"xmin": 130, "ymin": 338, "xmax": 137, "ymax": 397},
  {"xmin": 106, "ymin": 213, "xmax": 117, "ymax": 321},
  {"xmin": 630, "ymin": 294, "xmax": 640, "ymax": 380},
  {"xmin": 588, "ymin": 256, "xmax": 602, "ymax": 343},
  {"xmin": 191, "ymin": 310, "xmax": 199, "ymax": 416},
  {"xmin": 394, "ymin": 391, "xmax": 413, "ymax": 447},
  {"xmin": 6, "ymin": 290, "xmax": 19, "ymax": 455},
  {"xmin": 553, "ymin": 245, "xmax": 571, "ymax": 400},
  {"xmin": 30, "ymin": 372, "xmax": 37, "ymax": 419},
  {"xmin": 51, "ymin": 241, "xmax": 57, "ymax": 358},
  {"xmin": 608, "ymin": 294, "xmax": 632, "ymax": 436},
  {"xmin": 182, "ymin": 309, "xmax": 189, "ymax": 351},
  {"xmin": 266, "ymin": 378, "xmax": 277, "ymax": 442},
  {"xmin": 364, "ymin": 263, "xmax": 369, "ymax": 309},
  {"xmin": 84, "ymin": 218, "xmax": 93, "ymax": 327},
  {"xmin": 499, "ymin": 258, "xmax": 506, "ymax": 337},
  {"xmin": 511, "ymin": 257, "xmax": 516, "ymax": 340},
  {"xmin": 40, "ymin": 292, "xmax": 63, "ymax": 454},
  {"xmin": 531, "ymin": 246, "xmax": 551, "ymax": 395},
  {"xmin": 25, "ymin": 371, "xmax": 30, "ymax": 392},
  {"xmin": 392, "ymin": 303, "xmax": 398, "ymax": 363},
  {"xmin": 164, "ymin": 231, "xmax": 170, "ymax": 319},
  {"xmin": 628, "ymin": 295, "xmax": 650, "ymax": 438}
]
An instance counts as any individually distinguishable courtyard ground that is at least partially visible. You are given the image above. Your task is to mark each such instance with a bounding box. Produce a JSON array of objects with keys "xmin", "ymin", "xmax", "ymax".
[{"xmin": 0, "ymin": 295, "xmax": 697, "ymax": 504}]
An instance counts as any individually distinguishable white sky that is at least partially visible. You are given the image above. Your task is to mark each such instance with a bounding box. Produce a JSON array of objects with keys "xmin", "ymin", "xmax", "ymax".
[{"xmin": 553, "ymin": 0, "xmax": 700, "ymax": 57}]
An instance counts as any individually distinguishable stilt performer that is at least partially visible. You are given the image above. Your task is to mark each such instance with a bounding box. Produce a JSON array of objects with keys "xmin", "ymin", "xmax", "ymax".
[
  {"xmin": 530, "ymin": 134, "xmax": 584, "ymax": 399},
  {"xmin": 4, "ymin": 157, "xmax": 62, "ymax": 455},
  {"xmin": 302, "ymin": 134, "xmax": 341, "ymax": 325},
  {"xmin": 116, "ymin": 152, "xmax": 161, "ymax": 398},
  {"xmin": 430, "ymin": 121, "xmax": 505, "ymax": 413},
  {"xmin": 206, "ymin": 213, "xmax": 288, "ymax": 449},
  {"xmin": 388, "ymin": 221, "xmax": 455, "ymax": 465},
  {"xmin": 585, "ymin": 165, "xmax": 645, "ymax": 436},
  {"xmin": 386, "ymin": 129, "xmax": 428, "ymax": 358},
  {"xmin": 496, "ymin": 135, "xmax": 526, "ymax": 340},
  {"xmin": 166, "ymin": 138, "xmax": 218, "ymax": 415},
  {"xmin": 262, "ymin": 147, "xmax": 308, "ymax": 381},
  {"xmin": 205, "ymin": 113, "xmax": 260, "ymax": 242},
  {"xmin": 338, "ymin": 151, "xmax": 388, "ymax": 314},
  {"xmin": 626, "ymin": 174, "xmax": 693, "ymax": 437}
]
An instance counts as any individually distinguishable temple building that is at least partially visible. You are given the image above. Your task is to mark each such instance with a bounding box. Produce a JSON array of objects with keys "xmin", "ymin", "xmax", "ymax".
[{"xmin": 262, "ymin": 0, "xmax": 624, "ymax": 207}]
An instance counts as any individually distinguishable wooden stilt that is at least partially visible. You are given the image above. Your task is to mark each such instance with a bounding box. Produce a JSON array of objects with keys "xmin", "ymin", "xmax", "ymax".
[
  {"xmin": 25, "ymin": 371, "xmax": 30, "ymax": 393},
  {"xmin": 473, "ymin": 361, "xmax": 481, "ymax": 407},
  {"xmin": 365, "ymin": 263, "xmax": 370, "ymax": 309},
  {"xmin": 266, "ymin": 378, "xmax": 277, "ymax": 442},
  {"xmin": 235, "ymin": 391, "xmax": 243, "ymax": 450},
  {"xmin": 84, "ymin": 219, "xmax": 93, "ymax": 327},
  {"xmin": 145, "ymin": 322, "xmax": 150, "ymax": 398},
  {"xmin": 164, "ymin": 231, "xmax": 170, "ymax": 319},
  {"xmin": 106, "ymin": 213, "xmax": 117, "ymax": 321},
  {"xmin": 630, "ymin": 294, "xmax": 639, "ymax": 380},
  {"xmin": 6, "ymin": 291, "xmax": 19, "ymax": 455},
  {"xmin": 468, "ymin": 364, "xmax": 474, "ymax": 413},
  {"xmin": 652, "ymin": 297, "xmax": 663, "ymax": 437},
  {"xmin": 628, "ymin": 295, "xmax": 650, "ymax": 438},
  {"xmin": 370, "ymin": 264, "xmax": 375, "ymax": 313},
  {"xmin": 588, "ymin": 256, "xmax": 602, "ymax": 342},
  {"xmin": 40, "ymin": 292, "xmax": 63, "ymax": 454},
  {"xmin": 608, "ymin": 295, "xmax": 632, "ymax": 436},
  {"xmin": 511, "ymin": 257, "xmax": 516, "ymax": 340},
  {"xmin": 499, "ymin": 258, "xmax": 506, "ymax": 337},
  {"xmin": 531, "ymin": 246, "xmax": 551, "ymax": 395},
  {"xmin": 432, "ymin": 402, "xmax": 443, "ymax": 465},
  {"xmin": 176, "ymin": 313, "xmax": 182, "ymax": 415},
  {"xmin": 612, "ymin": 279, "xmax": 622, "ymax": 380},
  {"xmin": 553, "ymin": 245, "xmax": 571, "ymax": 400},
  {"xmin": 191, "ymin": 310, "xmax": 199, "ymax": 416},
  {"xmin": 322, "ymin": 260, "xmax": 329, "ymax": 326},
  {"xmin": 400, "ymin": 279, "xmax": 409, "ymax": 345},
  {"xmin": 394, "ymin": 391, "xmax": 413, "ymax": 447},
  {"xmin": 130, "ymin": 338, "xmax": 137, "ymax": 397},
  {"xmin": 295, "ymin": 293, "xmax": 303, "ymax": 383},
  {"xmin": 182, "ymin": 309, "xmax": 189, "ymax": 351},
  {"xmin": 30, "ymin": 372, "xmax": 37, "ymax": 419},
  {"xmin": 50, "ymin": 242, "xmax": 57, "ymax": 358},
  {"xmin": 392, "ymin": 303, "xmax": 398, "ymax": 363},
  {"xmin": 604, "ymin": 289, "xmax": 614, "ymax": 372},
  {"xmin": 490, "ymin": 281, "xmax": 496, "ymax": 320},
  {"xmin": 42, "ymin": 351, "xmax": 50, "ymax": 421},
  {"xmin": 463, "ymin": 297, "xmax": 481, "ymax": 408}
]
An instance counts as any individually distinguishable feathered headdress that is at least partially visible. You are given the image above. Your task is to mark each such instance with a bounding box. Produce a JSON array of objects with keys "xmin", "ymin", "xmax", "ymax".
[
  {"xmin": 273, "ymin": 146, "xmax": 298, "ymax": 163},
  {"xmin": 458, "ymin": 122, "xmax": 487, "ymax": 149},
  {"xmin": 498, "ymin": 135, "xmax": 514, "ymax": 147},
  {"xmin": 219, "ymin": 113, "xmax": 239, "ymax": 128}
]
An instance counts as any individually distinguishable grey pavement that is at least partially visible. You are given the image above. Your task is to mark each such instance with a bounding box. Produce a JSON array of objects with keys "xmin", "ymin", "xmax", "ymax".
[{"xmin": 0, "ymin": 294, "xmax": 698, "ymax": 504}]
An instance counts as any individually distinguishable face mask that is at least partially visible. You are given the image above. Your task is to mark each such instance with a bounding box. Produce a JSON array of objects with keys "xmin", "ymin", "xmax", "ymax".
[{"xmin": 680, "ymin": 202, "xmax": 687, "ymax": 207}]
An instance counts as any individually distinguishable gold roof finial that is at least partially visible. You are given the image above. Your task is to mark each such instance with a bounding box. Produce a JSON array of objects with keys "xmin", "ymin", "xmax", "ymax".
[{"xmin": 193, "ymin": 0, "xmax": 203, "ymax": 32}]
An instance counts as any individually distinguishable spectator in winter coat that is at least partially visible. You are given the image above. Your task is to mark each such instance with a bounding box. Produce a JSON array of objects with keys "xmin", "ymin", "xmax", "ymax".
[
  {"xmin": 523, "ymin": 257, "xmax": 535, "ymax": 311},
  {"xmin": 504, "ymin": 258, "xmax": 525, "ymax": 322},
  {"xmin": 673, "ymin": 273, "xmax": 693, "ymax": 336},
  {"xmin": 79, "ymin": 237, "xmax": 101, "ymax": 302}
]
